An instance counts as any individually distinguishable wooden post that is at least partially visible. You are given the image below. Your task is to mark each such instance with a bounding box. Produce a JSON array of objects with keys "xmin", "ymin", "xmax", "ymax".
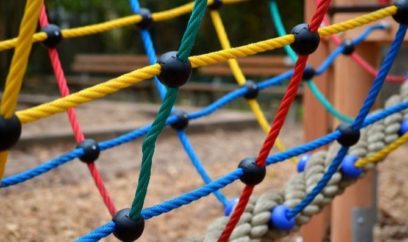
[
  {"xmin": 302, "ymin": 1, "xmax": 333, "ymax": 241},
  {"xmin": 331, "ymin": 43, "xmax": 380, "ymax": 242},
  {"xmin": 331, "ymin": 0, "xmax": 381, "ymax": 241}
]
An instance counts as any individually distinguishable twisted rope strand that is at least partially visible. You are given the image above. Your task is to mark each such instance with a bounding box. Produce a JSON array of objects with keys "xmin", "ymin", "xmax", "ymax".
[{"xmin": 39, "ymin": 5, "xmax": 117, "ymax": 216}]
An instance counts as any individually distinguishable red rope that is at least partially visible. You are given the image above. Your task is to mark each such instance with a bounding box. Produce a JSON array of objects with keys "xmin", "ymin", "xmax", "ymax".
[
  {"xmin": 322, "ymin": 12, "xmax": 405, "ymax": 83},
  {"xmin": 217, "ymin": 1, "xmax": 331, "ymax": 241},
  {"xmin": 39, "ymin": 6, "xmax": 117, "ymax": 216}
]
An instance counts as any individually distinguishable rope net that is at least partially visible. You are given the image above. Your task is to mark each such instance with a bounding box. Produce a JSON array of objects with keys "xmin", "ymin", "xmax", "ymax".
[{"xmin": 0, "ymin": 0, "xmax": 407, "ymax": 241}]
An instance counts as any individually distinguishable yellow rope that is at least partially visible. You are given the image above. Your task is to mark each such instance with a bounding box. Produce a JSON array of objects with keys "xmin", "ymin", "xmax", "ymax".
[
  {"xmin": 355, "ymin": 132, "xmax": 408, "ymax": 168},
  {"xmin": 16, "ymin": 64, "xmax": 161, "ymax": 123},
  {"xmin": 209, "ymin": 10, "xmax": 295, "ymax": 162},
  {"xmin": 15, "ymin": 6, "xmax": 396, "ymax": 124},
  {"xmin": 0, "ymin": 0, "xmax": 43, "ymax": 179},
  {"xmin": 0, "ymin": 0, "xmax": 245, "ymax": 52},
  {"xmin": 318, "ymin": 5, "xmax": 398, "ymax": 37}
]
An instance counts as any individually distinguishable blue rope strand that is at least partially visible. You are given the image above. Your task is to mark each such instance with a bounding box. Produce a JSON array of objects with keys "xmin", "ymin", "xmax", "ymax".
[
  {"xmin": 4, "ymin": 77, "xmax": 408, "ymax": 188},
  {"xmin": 287, "ymin": 24, "xmax": 408, "ymax": 218},
  {"xmin": 177, "ymin": 130, "xmax": 228, "ymax": 205},
  {"xmin": 75, "ymin": 95, "xmax": 408, "ymax": 240},
  {"xmin": 353, "ymin": 25, "xmax": 408, "ymax": 129},
  {"xmin": 75, "ymin": 221, "xmax": 116, "ymax": 242}
]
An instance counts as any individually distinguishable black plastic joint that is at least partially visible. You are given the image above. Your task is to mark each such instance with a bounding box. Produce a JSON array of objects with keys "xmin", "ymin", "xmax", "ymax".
[
  {"xmin": 136, "ymin": 8, "xmax": 153, "ymax": 29},
  {"xmin": 342, "ymin": 39, "xmax": 355, "ymax": 55},
  {"xmin": 238, "ymin": 157, "xmax": 266, "ymax": 185},
  {"xmin": 113, "ymin": 208, "xmax": 145, "ymax": 242},
  {"xmin": 336, "ymin": 123, "xmax": 360, "ymax": 147},
  {"xmin": 0, "ymin": 115, "xmax": 22, "ymax": 151},
  {"xmin": 41, "ymin": 24, "xmax": 62, "ymax": 48},
  {"xmin": 244, "ymin": 80, "xmax": 259, "ymax": 99},
  {"xmin": 76, "ymin": 139, "xmax": 100, "ymax": 163},
  {"xmin": 302, "ymin": 66, "xmax": 316, "ymax": 81},
  {"xmin": 208, "ymin": 0, "xmax": 223, "ymax": 10},
  {"xmin": 171, "ymin": 110, "xmax": 189, "ymax": 130},
  {"xmin": 158, "ymin": 51, "xmax": 192, "ymax": 88},
  {"xmin": 393, "ymin": 0, "xmax": 408, "ymax": 25},
  {"xmin": 290, "ymin": 23, "xmax": 320, "ymax": 56}
]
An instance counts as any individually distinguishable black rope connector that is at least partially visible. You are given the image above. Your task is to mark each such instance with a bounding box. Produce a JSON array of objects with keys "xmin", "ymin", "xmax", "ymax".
[
  {"xmin": 76, "ymin": 139, "xmax": 100, "ymax": 163},
  {"xmin": 0, "ymin": 115, "xmax": 22, "ymax": 151},
  {"xmin": 244, "ymin": 80, "xmax": 259, "ymax": 99},
  {"xmin": 302, "ymin": 66, "xmax": 316, "ymax": 81},
  {"xmin": 136, "ymin": 8, "xmax": 153, "ymax": 29},
  {"xmin": 113, "ymin": 208, "xmax": 145, "ymax": 242},
  {"xmin": 393, "ymin": 0, "xmax": 408, "ymax": 25},
  {"xmin": 171, "ymin": 110, "xmax": 189, "ymax": 130},
  {"xmin": 41, "ymin": 24, "xmax": 62, "ymax": 48},
  {"xmin": 238, "ymin": 157, "xmax": 266, "ymax": 185},
  {"xmin": 336, "ymin": 123, "xmax": 360, "ymax": 147},
  {"xmin": 208, "ymin": 0, "xmax": 223, "ymax": 10},
  {"xmin": 290, "ymin": 23, "xmax": 320, "ymax": 56},
  {"xmin": 342, "ymin": 39, "xmax": 355, "ymax": 55},
  {"xmin": 158, "ymin": 51, "xmax": 192, "ymax": 88}
]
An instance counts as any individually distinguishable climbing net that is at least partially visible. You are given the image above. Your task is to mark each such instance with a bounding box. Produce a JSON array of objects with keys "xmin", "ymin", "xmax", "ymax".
[{"xmin": 0, "ymin": 0, "xmax": 408, "ymax": 241}]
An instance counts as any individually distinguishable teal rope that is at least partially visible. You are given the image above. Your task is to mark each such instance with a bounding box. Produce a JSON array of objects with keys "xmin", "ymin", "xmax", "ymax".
[
  {"xmin": 306, "ymin": 81, "xmax": 353, "ymax": 122},
  {"xmin": 269, "ymin": 0, "xmax": 353, "ymax": 123},
  {"xmin": 129, "ymin": 88, "xmax": 179, "ymax": 219},
  {"xmin": 177, "ymin": 0, "xmax": 208, "ymax": 61},
  {"xmin": 129, "ymin": 0, "xmax": 208, "ymax": 220}
]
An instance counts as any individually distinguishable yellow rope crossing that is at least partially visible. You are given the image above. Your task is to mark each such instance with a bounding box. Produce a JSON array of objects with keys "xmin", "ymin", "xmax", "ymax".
[
  {"xmin": 14, "ymin": 6, "xmax": 398, "ymax": 125},
  {"xmin": 209, "ymin": 10, "xmax": 295, "ymax": 162},
  {"xmin": 0, "ymin": 0, "xmax": 43, "ymax": 178},
  {"xmin": 0, "ymin": 0, "xmax": 246, "ymax": 52}
]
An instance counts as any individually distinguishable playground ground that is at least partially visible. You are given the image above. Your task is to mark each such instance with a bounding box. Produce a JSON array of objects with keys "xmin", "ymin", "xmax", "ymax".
[{"xmin": 0, "ymin": 101, "xmax": 408, "ymax": 242}]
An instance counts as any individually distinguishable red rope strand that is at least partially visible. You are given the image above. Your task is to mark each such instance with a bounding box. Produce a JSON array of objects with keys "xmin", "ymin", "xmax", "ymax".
[
  {"xmin": 322, "ymin": 13, "xmax": 405, "ymax": 83},
  {"xmin": 39, "ymin": 6, "xmax": 117, "ymax": 216},
  {"xmin": 217, "ymin": 1, "xmax": 332, "ymax": 241}
]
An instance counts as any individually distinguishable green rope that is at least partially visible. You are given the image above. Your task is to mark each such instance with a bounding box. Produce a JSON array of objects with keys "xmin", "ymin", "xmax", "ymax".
[
  {"xmin": 269, "ymin": 0, "xmax": 353, "ymax": 123},
  {"xmin": 177, "ymin": 0, "xmax": 208, "ymax": 61},
  {"xmin": 129, "ymin": 0, "xmax": 208, "ymax": 220},
  {"xmin": 129, "ymin": 88, "xmax": 178, "ymax": 219}
]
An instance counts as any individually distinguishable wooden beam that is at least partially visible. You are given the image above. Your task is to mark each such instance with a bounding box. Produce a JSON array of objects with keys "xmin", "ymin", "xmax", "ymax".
[
  {"xmin": 331, "ymin": 42, "xmax": 380, "ymax": 242},
  {"xmin": 302, "ymin": 0, "xmax": 333, "ymax": 241}
]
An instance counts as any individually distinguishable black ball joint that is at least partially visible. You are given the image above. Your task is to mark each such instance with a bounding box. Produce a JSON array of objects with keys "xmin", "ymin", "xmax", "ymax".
[
  {"xmin": 76, "ymin": 139, "xmax": 100, "ymax": 163},
  {"xmin": 41, "ymin": 24, "xmax": 62, "ymax": 48},
  {"xmin": 302, "ymin": 66, "xmax": 316, "ymax": 81},
  {"xmin": 290, "ymin": 23, "xmax": 320, "ymax": 56},
  {"xmin": 0, "ymin": 115, "xmax": 22, "ymax": 151},
  {"xmin": 113, "ymin": 208, "xmax": 145, "ymax": 242},
  {"xmin": 171, "ymin": 110, "xmax": 189, "ymax": 130},
  {"xmin": 238, "ymin": 157, "xmax": 266, "ymax": 185},
  {"xmin": 342, "ymin": 39, "xmax": 355, "ymax": 55},
  {"xmin": 393, "ymin": 0, "xmax": 408, "ymax": 25},
  {"xmin": 157, "ymin": 51, "xmax": 192, "ymax": 88},
  {"xmin": 336, "ymin": 123, "xmax": 360, "ymax": 147},
  {"xmin": 244, "ymin": 80, "xmax": 259, "ymax": 99},
  {"xmin": 136, "ymin": 8, "xmax": 153, "ymax": 29},
  {"xmin": 208, "ymin": 0, "xmax": 223, "ymax": 10}
]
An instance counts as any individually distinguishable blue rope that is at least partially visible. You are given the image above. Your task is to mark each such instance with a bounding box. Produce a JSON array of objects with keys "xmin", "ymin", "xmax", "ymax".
[
  {"xmin": 353, "ymin": 25, "xmax": 407, "ymax": 129},
  {"xmin": 315, "ymin": 24, "xmax": 386, "ymax": 76},
  {"xmin": 75, "ymin": 221, "xmax": 116, "ymax": 242},
  {"xmin": 177, "ymin": 130, "xmax": 228, "ymax": 205},
  {"xmin": 75, "ymin": 96, "xmax": 408, "ymax": 240},
  {"xmin": 2, "ymin": 52, "xmax": 407, "ymax": 189},
  {"xmin": 287, "ymin": 25, "xmax": 408, "ymax": 218},
  {"xmin": 130, "ymin": 0, "xmax": 228, "ymax": 206}
]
